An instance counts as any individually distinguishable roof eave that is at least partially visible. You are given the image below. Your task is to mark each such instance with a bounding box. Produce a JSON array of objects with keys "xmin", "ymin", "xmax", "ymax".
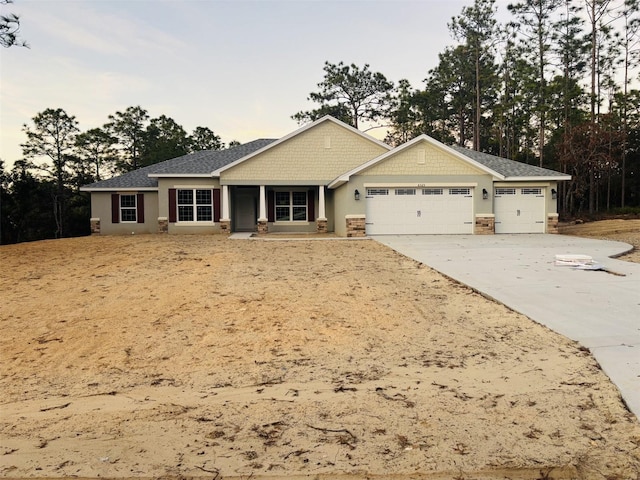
[
  {"xmin": 212, "ymin": 116, "xmax": 391, "ymax": 176},
  {"xmin": 502, "ymin": 175, "xmax": 572, "ymax": 182},
  {"xmin": 148, "ymin": 173, "xmax": 213, "ymax": 178},
  {"xmin": 80, "ymin": 186, "xmax": 159, "ymax": 192}
]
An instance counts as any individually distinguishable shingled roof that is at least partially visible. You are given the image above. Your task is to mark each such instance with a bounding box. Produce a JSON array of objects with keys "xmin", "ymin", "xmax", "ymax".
[
  {"xmin": 448, "ymin": 145, "xmax": 569, "ymax": 179},
  {"xmin": 81, "ymin": 139, "xmax": 277, "ymax": 191}
]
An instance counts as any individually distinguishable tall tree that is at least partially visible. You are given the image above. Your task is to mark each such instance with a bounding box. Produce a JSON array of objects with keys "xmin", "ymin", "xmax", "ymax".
[
  {"xmin": 106, "ymin": 106, "xmax": 149, "ymax": 172},
  {"xmin": 190, "ymin": 126, "xmax": 224, "ymax": 151},
  {"xmin": 293, "ymin": 61, "xmax": 394, "ymax": 130},
  {"xmin": 21, "ymin": 108, "xmax": 79, "ymax": 237},
  {"xmin": 619, "ymin": 0, "xmax": 640, "ymax": 206},
  {"xmin": 141, "ymin": 115, "xmax": 189, "ymax": 166},
  {"xmin": 507, "ymin": 0, "xmax": 562, "ymax": 167},
  {"xmin": 1, "ymin": 0, "xmax": 27, "ymax": 48},
  {"xmin": 585, "ymin": 0, "xmax": 614, "ymax": 213},
  {"xmin": 449, "ymin": 0, "xmax": 499, "ymax": 151},
  {"xmin": 75, "ymin": 127, "xmax": 117, "ymax": 181},
  {"xmin": 427, "ymin": 45, "xmax": 476, "ymax": 146},
  {"xmin": 386, "ymin": 79, "xmax": 419, "ymax": 146}
]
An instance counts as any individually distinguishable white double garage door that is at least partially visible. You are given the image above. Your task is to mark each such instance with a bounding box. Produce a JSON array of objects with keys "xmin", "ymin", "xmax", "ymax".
[{"xmin": 365, "ymin": 186, "xmax": 545, "ymax": 234}]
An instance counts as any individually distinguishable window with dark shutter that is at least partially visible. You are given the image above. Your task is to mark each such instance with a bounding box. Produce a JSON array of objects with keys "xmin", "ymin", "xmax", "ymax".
[
  {"xmin": 267, "ymin": 190, "xmax": 275, "ymax": 222},
  {"xmin": 213, "ymin": 189, "xmax": 221, "ymax": 222},
  {"xmin": 111, "ymin": 194, "xmax": 120, "ymax": 223},
  {"xmin": 307, "ymin": 189, "xmax": 315, "ymax": 222},
  {"xmin": 168, "ymin": 189, "xmax": 177, "ymax": 223},
  {"xmin": 136, "ymin": 194, "xmax": 145, "ymax": 224}
]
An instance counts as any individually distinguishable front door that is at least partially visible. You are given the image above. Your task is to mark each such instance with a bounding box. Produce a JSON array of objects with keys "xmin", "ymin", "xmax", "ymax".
[{"xmin": 234, "ymin": 190, "xmax": 257, "ymax": 232}]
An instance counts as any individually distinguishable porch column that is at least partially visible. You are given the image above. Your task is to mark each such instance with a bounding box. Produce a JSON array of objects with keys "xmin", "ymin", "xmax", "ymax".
[
  {"xmin": 258, "ymin": 185, "xmax": 268, "ymax": 234},
  {"xmin": 219, "ymin": 184, "xmax": 231, "ymax": 234},
  {"xmin": 221, "ymin": 185, "xmax": 230, "ymax": 220},
  {"xmin": 258, "ymin": 185, "xmax": 267, "ymax": 221},
  {"xmin": 318, "ymin": 185, "xmax": 326, "ymax": 220},
  {"xmin": 316, "ymin": 185, "xmax": 328, "ymax": 234}
]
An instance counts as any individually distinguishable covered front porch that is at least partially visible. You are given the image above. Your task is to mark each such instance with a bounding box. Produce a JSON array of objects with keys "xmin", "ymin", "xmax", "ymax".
[{"xmin": 219, "ymin": 184, "xmax": 331, "ymax": 234}]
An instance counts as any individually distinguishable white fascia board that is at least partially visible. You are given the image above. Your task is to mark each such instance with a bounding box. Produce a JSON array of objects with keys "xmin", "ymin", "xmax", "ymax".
[
  {"xmin": 433, "ymin": 140, "xmax": 506, "ymax": 179},
  {"xmin": 148, "ymin": 173, "xmax": 212, "ymax": 178},
  {"xmin": 79, "ymin": 187, "xmax": 158, "ymax": 192},
  {"xmin": 502, "ymin": 175, "xmax": 572, "ymax": 182},
  {"xmin": 329, "ymin": 135, "xmax": 506, "ymax": 188},
  {"xmin": 211, "ymin": 115, "xmax": 391, "ymax": 177}
]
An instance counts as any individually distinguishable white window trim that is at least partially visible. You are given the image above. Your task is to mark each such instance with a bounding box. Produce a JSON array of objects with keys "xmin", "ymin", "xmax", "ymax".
[
  {"xmin": 120, "ymin": 194, "xmax": 137, "ymax": 223},
  {"xmin": 176, "ymin": 188, "xmax": 215, "ymax": 224},
  {"xmin": 274, "ymin": 189, "xmax": 308, "ymax": 223}
]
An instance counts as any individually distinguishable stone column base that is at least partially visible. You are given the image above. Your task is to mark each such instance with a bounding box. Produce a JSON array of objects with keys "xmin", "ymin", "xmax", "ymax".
[
  {"xmin": 220, "ymin": 219, "xmax": 231, "ymax": 234},
  {"xmin": 158, "ymin": 217, "xmax": 168, "ymax": 234},
  {"xmin": 90, "ymin": 218, "xmax": 101, "ymax": 235},
  {"xmin": 257, "ymin": 219, "xmax": 268, "ymax": 234},
  {"xmin": 547, "ymin": 213, "xmax": 559, "ymax": 234},
  {"xmin": 316, "ymin": 218, "xmax": 328, "ymax": 234},
  {"xmin": 346, "ymin": 215, "xmax": 366, "ymax": 237},
  {"xmin": 475, "ymin": 214, "xmax": 495, "ymax": 235}
]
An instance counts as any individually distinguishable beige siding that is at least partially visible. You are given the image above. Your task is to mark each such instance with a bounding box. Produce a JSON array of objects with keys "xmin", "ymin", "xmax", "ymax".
[
  {"xmin": 156, "ymin": 178, "xmax": 222, "ymax": 234},
  {"xmin": 90, "ymin": 191, "xmax": 159, "ymax": 235},
  {"xmin": 157, "ymin": 178, "xmax": 220, "ymax": 219},
  {"xmin": 222, "ymin": 122, "xmax": 388, "ymax": 183},
  {"xmin": 362, "ymin": 141, "xmax": 484, "ymax": 176}
]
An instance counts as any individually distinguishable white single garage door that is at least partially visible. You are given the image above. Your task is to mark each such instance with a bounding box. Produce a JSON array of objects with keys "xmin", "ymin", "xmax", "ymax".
[
  {"xmin": 494, "ymin": 187, "xmax": 545, "ymax": 233},
  {"xmin": 365, "ymin": 187, "xmax": 474, "ymax": 235}
]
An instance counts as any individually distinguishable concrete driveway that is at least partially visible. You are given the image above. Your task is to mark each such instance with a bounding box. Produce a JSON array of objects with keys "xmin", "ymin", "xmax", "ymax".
[{"xmin": 373, "ymin": 234, "xmax": 640, "ymax": 418}]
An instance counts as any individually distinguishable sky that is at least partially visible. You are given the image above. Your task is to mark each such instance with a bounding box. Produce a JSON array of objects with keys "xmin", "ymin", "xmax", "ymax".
[
  {"xmin": 1, "ymin": 0, "xmax": 518, "ymax": 167},
  {"xmin": 0, "ymin": 0, "xmax": 566, "ymax": 168}
]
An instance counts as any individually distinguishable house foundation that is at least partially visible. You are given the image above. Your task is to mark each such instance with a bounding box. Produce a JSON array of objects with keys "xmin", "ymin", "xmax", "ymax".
[
  {"xmin": 346, "ymin": 215, "xmax": 366, "ymax": 237},
  {"xmin": 158, "ymin": 217, "xmax": 168, "ymax": 233},
  {"xmin": 90, "ymin": 218, "xmax": 101, "ymax": 235},
  {"xmin": 475, "ymin": 214, "xmax": 495, "ymax": 235},
  {"xmin": 316, "ymin": 218, "xmax": 328, "ymax": 234},
  {"xmin": 220, "ymin": 220, "xmax": 231, "ymax": 234},
  {"xmin": 547, "ymin": 213, "xmax": 559, "ymax": 234}
]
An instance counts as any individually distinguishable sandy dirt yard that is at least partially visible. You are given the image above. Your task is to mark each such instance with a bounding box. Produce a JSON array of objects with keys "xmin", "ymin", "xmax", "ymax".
[{"xmin": 1, "ymin": 223, "xmax": 640, "ymax": 479}]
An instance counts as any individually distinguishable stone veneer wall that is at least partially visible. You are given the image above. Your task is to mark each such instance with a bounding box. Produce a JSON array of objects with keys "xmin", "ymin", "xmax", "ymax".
[
  {"xmin": 475, "ymin": 214, "xmax": 495, "ymax": 235},
  {"xmin": 257, "ymin": 220, "xmax": 268, "ymax": 234},
  {"xmin": 90, "ymin": 218, "xmax": 101, "ymax": 235},
  {"xmin": 547, "ymin": 213, "xmax": 559, "ymax": 234},
  {"xmin": 346, "ymin": 215, "xmax": 366, "ymax": 237},
  {"xmin": 316, "ymin": 218, "xmax": 328, "ymax": 234},
  {"xmin": 220, "ymin": 220, "xmax": 231, "ymax": 234},
  {"xmin": 158, "ymin": 217, "xmax": 168, "ymax": 233}
]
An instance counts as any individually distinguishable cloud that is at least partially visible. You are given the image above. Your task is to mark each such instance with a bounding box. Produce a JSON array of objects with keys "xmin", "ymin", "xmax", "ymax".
[{"xmin": 20, "ymin": 1, "xmax": 188, "ymax": 57}]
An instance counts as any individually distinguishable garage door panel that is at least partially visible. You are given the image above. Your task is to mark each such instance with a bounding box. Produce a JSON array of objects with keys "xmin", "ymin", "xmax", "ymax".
[
  {"xmin": 365, "ymin": 187, "xmax": 474, "ymax": 235},
  {"xmin": 495, "ymin": 188, "xmax": 545, "ymax": 233}
]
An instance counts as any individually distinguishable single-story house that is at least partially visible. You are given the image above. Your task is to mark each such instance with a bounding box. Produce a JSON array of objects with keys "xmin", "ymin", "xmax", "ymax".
[{"xmin": 81, "ymin": 116, "xmax": 570, "ymax": 236}]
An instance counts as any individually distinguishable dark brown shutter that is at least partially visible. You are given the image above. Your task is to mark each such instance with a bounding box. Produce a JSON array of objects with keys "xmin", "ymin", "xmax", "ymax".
[
  {"xmin": 307, "ymin": 189, "xmax": 315, "ymax": 222},
  {"xmin": 136, "ymin": 193, "xmax": 145, "ymax": 223},
  {"xmin": 111, "ymin": 194, "xmax": 120, "ymax": 223},
  {"xmin": 213, "ymin": 188, "xmax": 221, "ymax": 222},
  {"xmin": 168, "ymin": 188, "xmax": 177, "ymax": 223},
  {"xmin": 267, "ymin": 189, "xmax": 275, "ymax": 222}
]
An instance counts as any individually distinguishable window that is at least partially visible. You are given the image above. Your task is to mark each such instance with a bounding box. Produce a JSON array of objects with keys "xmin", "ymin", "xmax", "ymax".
[
  {"xmin": 177, "ymin": 189, "xmax": 213, "ymax": 222},
  {"xmin": 367, "ymin": 188, "xmax": 389, "ymax": 196},
  {"xmin": 422, "ymin": 188, "xmax": 443, "ymax": 195},
  {"xmin": 495, "ymin": 188, "xmax": 515, "ymax": 195},
  {"xmin": 275, "ymin": 191, "xmax": 307, "ymax": 222},
  {"xmin": 449, "ymin": 188, "xmax": 471, "ymax": 195},
  {"xmin": 395, "ymin": 188, "xmax": 416, "ymax": 195},
  {"xmin": 120, "ymin": 194, "xmax": 137, "ymax": 222},
  {"xmin": 522, "ymin": 188, "xmax": 542, "ymax": 195}
]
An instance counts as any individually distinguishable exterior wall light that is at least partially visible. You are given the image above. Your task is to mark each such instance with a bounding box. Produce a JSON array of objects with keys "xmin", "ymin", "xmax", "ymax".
[
  {"xmin": 482, "ymin": 188, "xmax": 489, "ymax": 200},
  {"xmin": 551, "ymin": 188, "xmax": 557, "ymax": 200},
  {"xmin": 354, "ymin": 189, "xmax": 360, "ymax": 201}
]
